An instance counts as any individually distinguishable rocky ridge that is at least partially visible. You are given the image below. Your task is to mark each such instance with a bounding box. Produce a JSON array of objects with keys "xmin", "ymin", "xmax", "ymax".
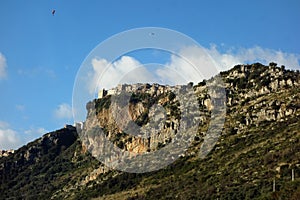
[{"xmin": 0, "ymin": 63, "xmax": 299, "ymax": 199}]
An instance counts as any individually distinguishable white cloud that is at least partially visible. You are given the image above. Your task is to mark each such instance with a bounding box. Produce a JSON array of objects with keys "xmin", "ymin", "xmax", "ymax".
[
  {"xmin": 87, "ymin": 46, "xmax": 300, "ymax": 92},
  {"xmin": 0, "ymin": 53, "xmax": 7, "ymax": 79},
  {"xmin": 155, "ymin": 45, "xmax": 300, "ymax": 85},
  {"xmin": 89, "ymin": 56, "xmax": 157, "ymax": 94},
  {"xmin": 156, "ymin": 46, "xmax": 219, "ymax": 85},
  {"xmin": 54, "ymin": 103, "xmax": 73, "ymax": 119},
  {"xmin": 0, "ymin": 121, "xmax": 22, "ymax": 150},
  {"xmin": 206, "ymin": 45, "xmax": 300, "ymax": 71}
]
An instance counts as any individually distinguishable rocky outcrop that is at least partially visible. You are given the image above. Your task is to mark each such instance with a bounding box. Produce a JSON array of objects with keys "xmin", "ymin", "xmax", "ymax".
[
  {"xmin": 220, "ymin": 63, "xmax": 300, "ymax": 134},
  {"xmin": 83, "ymin": 84, "xmax": 196, "ymax": 158},
  {"xmin": 0, "ymin": 150, "xmax": 14, "ymax": 158},
  {"xmin": 80, "ymin": 63, "xmax": 300, "ymax": 171}
]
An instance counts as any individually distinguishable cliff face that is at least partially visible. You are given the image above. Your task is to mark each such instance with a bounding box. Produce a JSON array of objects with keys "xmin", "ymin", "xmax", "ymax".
[
  {"xmin": 81, "ymin": 63, "xmax": 300, "ymax": 164},
  {"xmin": 83, "ymin": 84, "xmax": 194, "ymax": 152},
  {"xmin": 1, "ymin": 63, "xmax": 300, "ymax": 200}
]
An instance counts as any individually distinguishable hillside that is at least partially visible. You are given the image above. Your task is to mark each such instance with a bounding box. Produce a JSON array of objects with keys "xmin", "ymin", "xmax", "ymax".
[{"xmin": 0, "ymin": 63, "xmax": 300, "ymax": 199}]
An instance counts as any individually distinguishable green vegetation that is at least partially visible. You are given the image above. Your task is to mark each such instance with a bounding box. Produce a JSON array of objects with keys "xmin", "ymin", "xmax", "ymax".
[
  {"xmin": 1, "ymin": 63, "xmax": 300, "ymax": 199},
  {"xmin": 95, "ymin": 95, "xmax": 112, "ymax": 112}
]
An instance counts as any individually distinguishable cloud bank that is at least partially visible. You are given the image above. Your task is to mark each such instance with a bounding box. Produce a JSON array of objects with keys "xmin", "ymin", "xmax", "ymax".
[
  {"xmin": 87, "ymin": 45, "xmax": 300, "ymax": 93},
  {"xmin": 0, "ymin": 121, "xmax": 47, "ymax": 150},
  {"xmin": 89, "ymin": 56, "xmax": 157, "ymax": 93},
  {"xmin": 206, "ymin": 45, "xmax": 300, "ymax": 71},
  {"xmin": 157, "ymin": 46, "xmax": 219, "ymax": 85},
  {"xmin": 157, "ymin": 45, "xmax": 300, "ymax": 85},
  {"xmin": 0, "ymin": 121, "xmax": 21, "ymax": 150}
]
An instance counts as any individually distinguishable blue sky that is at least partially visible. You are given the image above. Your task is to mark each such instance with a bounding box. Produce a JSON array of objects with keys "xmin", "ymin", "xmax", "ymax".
[{"xmin": 0, "ymin": 0, "xmax": 299, "ymax": 149}]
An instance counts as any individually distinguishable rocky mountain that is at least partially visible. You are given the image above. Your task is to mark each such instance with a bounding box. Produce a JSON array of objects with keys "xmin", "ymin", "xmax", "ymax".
[{"xmin": 0, "ymin": 63, "xmax": 300, "ymax": 199}]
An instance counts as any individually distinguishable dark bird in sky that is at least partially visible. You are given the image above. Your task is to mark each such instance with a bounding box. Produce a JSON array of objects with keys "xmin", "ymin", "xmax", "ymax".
[{"xmin": 52, "ymin": 9, "xmax": 56, "ymax": 16}]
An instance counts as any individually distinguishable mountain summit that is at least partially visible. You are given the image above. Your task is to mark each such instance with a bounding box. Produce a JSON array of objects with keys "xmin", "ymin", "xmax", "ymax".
[{"xmin": 1, "ymin": 63, "xmax": 299, "ymax": 199}]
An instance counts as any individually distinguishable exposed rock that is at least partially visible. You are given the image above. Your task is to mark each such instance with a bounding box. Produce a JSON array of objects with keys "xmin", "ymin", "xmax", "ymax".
[
  {"xmin": 1, "ymin": 63, "xmax": 300, "ymax": 200},
  {"xmin": 0, "ymin": 150, "xmax": 14, "ymax": 158}
]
